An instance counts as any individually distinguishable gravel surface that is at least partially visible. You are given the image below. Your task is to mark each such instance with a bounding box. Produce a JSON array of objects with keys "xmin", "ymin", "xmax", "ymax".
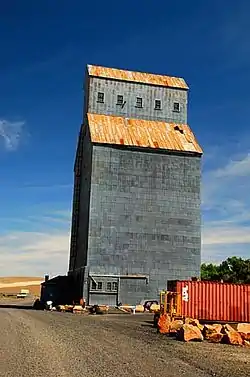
[{"xmin": 0, "ymin": 308, "xmax": 249, "ymax": 377}]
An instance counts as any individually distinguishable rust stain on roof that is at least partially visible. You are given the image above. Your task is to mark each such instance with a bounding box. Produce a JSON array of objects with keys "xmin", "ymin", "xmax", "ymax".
[
  {"xmin": 87, "ymin": 114, "xmax": 202, "ymax": 154},
  {"xmin": 87, "ymin": 65, "xmax": 188, "ymax": 90}
]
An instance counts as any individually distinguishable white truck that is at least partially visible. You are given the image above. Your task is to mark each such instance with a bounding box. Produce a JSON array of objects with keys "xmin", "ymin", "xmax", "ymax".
[{"xmin": 17, "ymin": 289, "xmax": 30, "ymax": 298}]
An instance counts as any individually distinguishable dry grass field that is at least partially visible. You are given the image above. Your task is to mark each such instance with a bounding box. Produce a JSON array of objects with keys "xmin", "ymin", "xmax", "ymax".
[{"xmin": 0, "ymin": 277, "xmax": 43, "ymax": 296}]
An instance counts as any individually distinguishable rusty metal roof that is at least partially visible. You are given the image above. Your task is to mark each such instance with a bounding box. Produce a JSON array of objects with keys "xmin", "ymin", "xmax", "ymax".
[
  {"xmin": 87, "ymin": 113, "xmax": 202, "ymax": 154},
  {"xmin": 87, "ymin": 65, "xmax": 188, "ymax": 90}
]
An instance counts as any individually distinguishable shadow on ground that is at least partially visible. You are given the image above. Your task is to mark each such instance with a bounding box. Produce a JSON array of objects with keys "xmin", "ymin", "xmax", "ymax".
[
  {"xmin": 141, "ymin": 323, "xmax": 154, "ymax": 328},
  {"xmin": 0, "ymin": 303, "xmax": 34, "ymax": 310}
]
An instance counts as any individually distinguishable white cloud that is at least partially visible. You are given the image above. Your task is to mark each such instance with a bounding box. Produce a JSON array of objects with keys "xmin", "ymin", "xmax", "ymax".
[
  {"xmin": 25, "ymin": 209, "xmax": 72, "ymax": 226},
  {"xmin": 0, "ymin": 230, "xmax": 70, "ymax": 277},
  {"xmin": 202, "ymin": 153, "xmax": 250, "ymax": 209},
  {"xmin": 202, "ymin": 151, "xmax": 250, "ymax": 261},
  {"xmin": 203, "ymin": 225, "xmax": 250, "ymax": 245},
  {"xmin": 0, "ymin": 119, "xmax": 25, "ymax": 151},
  {"xmin": 0, "ymin": 209, "xmax": 71, "ymax": 277},
  {"xmin": 202, "ymin": 242, "xmax": 250, "ymax": 264},
  {"xmin": 214, "ymin": 154, "xmax": 250, "ymax": 178}
]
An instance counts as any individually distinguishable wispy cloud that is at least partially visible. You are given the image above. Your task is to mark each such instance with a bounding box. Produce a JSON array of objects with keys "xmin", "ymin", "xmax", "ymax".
[
  {"xmin": 203, "ymin": 225, "xmax": 250, "ymax": 245},
  {"xmin": 0, "ymin": 230, "xmax": 70, "ymax": 277},
  {"xmin": 1, "ymin": 183, "xmax": 72, "ymax": 192},
  {"xmin": 26, "ymin": 210, "xmax": 72, "ymax": 227},
  {"xmin": 202, "ymin": 152, "xmax": 250, "ymax": 212},
  {"xmin": 214, "ymin": 154, "xmax": 250, "ymax": 178},
  {"xmin": 0, "ymin": 210, "xmax": 71, "ymax": 276},
  {"xmin": 202, "ymin": 150, "xmax": 250, "ymax": 262},
  {"xmin": 0, "ymin": 119, "xmax": 25, "ymax": 151}
]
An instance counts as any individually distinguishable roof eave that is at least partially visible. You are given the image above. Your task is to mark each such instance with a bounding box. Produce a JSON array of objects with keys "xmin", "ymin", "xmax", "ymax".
[
  {"xmin": 86, "ymin": 64, "xmax": 189, "ymax": 90},
  {"xmin": 91, "ymin": 141, "xmax": 202, "ymax": 156}
]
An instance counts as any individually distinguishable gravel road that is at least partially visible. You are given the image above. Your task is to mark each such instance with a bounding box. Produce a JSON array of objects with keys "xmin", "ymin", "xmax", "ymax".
[{"xmin": 0, "ymin": 308, "xmax": 249, "ymax": 377}]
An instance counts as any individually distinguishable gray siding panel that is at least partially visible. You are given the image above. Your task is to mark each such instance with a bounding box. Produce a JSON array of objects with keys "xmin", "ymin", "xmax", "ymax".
[
  {"xmin": 88, "ymin": 77, "xmax": 187, "ymax": 123},
  {"xmin": 88, "ymin": 275, "xmax": 118, "ymax": 305},
  {"xmin": 119, "ymin": 279, "xmax": 149, "ymax": 306},
  {"xmin": 74, "ymin": 128, "xmax": 92, "ymax": 270},
  {"xmin": 89, "ymin": 294, "xmax": 117, "ymax": 306},
  {"xmin": 87, "ymin": 145, "xmax": 201, "ymax": 303}
]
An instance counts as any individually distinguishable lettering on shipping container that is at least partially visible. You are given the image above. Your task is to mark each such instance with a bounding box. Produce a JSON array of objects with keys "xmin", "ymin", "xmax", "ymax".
[{"xmin": 182, "ymin": 285, "xmax": 189, "ymax": 302}]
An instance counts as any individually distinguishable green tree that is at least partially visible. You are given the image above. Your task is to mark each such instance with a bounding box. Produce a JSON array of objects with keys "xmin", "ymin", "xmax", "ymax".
[
  {"xmin": 201, "ymin": 257, "xmax": 250, "ymax": 284},
  {"xmin": 201, "ymin": 263, "xmax": 220, "ymax": 281}
]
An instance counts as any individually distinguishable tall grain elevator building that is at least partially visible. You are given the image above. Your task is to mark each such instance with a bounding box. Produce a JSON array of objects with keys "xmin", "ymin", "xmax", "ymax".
[{"xmin": 68, "ymin": 65, "xmax": 202, "ymax": 306}]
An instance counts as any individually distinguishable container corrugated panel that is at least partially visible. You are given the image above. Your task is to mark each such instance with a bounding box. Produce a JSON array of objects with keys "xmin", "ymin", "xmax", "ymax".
[
  {"xmin": 87, "ymin": 64, "xmax": 189, "ymax": 89},
  {"xmin": 168, "ymin": 280, "xmax": 250, "ymax": 323},
  {"xmin": 87, "ymin": 113, "xmax": 202, "ymax": 154}
]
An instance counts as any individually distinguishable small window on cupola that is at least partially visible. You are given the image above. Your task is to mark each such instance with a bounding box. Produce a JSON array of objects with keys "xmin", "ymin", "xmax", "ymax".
[{"xmin": 155, "ymin": 100, "xmax": 161, "ymax": 110}]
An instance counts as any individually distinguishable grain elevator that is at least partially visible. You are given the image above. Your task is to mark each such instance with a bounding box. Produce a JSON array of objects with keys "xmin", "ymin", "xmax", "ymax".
[{"xmin": 68, "ymin": 65, "xmax": 202, "ymax": 306}]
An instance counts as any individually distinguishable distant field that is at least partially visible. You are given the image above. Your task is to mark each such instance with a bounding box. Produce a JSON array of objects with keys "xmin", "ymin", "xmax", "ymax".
[
  {"xmin": 0, "ymin": 277, "xmax": 43, "ymax": 296},
  {"xmin": 0, "ymin": 277, "xmax": 43, "ymax": 284}
]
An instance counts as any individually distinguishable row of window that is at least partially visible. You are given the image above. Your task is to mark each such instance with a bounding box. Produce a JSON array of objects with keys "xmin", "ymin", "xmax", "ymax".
[
  {"xmin": 91, "ymin": 281, "xmax": 118, "ymax": 291},
  {"xmin": 97, "ymin": 92, "xmax": 180, "ymax": 112}
]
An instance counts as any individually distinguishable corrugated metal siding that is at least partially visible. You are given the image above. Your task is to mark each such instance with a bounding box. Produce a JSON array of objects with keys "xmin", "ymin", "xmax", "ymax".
[
  {"xmin": 88, "ymin": 146, "xmax": 201, "ymax": 303},
  {"xmin": 88, "ymin": 65, "xmax": 188, "ymax": 89},
  {"xmin": 119, "ymin": 278, "xmax": 149, "ymax": 306},
  {"xmin": 87, "ymin": 113, "xmax": 202, "ymax": 154},
  {"xmin": 89, "ymin": 293, "xmax": 117, "ymax": 306},
  {"xmin": 88, "ymin": 76, "xmax": 188, "ymax": 124},
  {"xmin": 172, "ymin": 280, "xmax": 250, "ymax": 322}
]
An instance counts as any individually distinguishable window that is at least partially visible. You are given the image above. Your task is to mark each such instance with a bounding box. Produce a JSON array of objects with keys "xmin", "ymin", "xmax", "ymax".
[
  {"xmin": 97, "ymin": 282, "xmax": 103, "ymax": 290},
  {"xmin": 173, "ymin": 102, "xmax": 180, "ymax": 112},
  {"xmin": 91, "ymin": 281, "xmax": 97, "ymax": 290},
  {"xmin": 97, "ymin": 92, "xmax": 104, "ymax": 103},
  {"xmin": 117, "ymin": 95, "xmax": 123, "ymax": 105},
  {"xmin": 135, "ymin": 97, "xmax": 143, "ymax": 108},
  {"xmin": 112, "ymin": 282, "xmax": 118, "ymax": 291},
  {"xmin": 154, "ymin": 99, "xmax": 161, "ymax": 110},
  {"xmin": 107, "ymin": 282, "xmax": 112, "ymax": 291}
]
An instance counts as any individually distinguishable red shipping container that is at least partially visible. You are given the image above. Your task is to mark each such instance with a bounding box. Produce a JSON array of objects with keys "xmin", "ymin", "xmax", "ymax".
[{"xmin": 167, "ymin": 280, "xmax": 250, "ymax": 323}]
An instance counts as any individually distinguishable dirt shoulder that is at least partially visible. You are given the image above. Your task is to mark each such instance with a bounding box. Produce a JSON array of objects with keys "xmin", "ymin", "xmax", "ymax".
[{"xmin": 1, "ymin": 309, "xmax": 249, "ymax": 377}]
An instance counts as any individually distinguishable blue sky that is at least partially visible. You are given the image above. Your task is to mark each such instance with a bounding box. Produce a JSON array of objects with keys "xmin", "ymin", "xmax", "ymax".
[{"xmin": 1, "ymin": 1, "xmax": 250, "ymax": 276}]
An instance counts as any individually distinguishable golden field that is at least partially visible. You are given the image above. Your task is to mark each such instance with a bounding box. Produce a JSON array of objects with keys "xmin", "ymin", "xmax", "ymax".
[{"xmin": 0, "ymin": 277, "xmax": 43, "ymax": 296}]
